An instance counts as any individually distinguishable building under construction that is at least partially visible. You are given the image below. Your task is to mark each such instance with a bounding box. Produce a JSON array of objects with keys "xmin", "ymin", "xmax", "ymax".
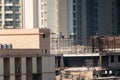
[{"xmin": 53, "ymin": 36, "xmax": 120, "ymax": 79}]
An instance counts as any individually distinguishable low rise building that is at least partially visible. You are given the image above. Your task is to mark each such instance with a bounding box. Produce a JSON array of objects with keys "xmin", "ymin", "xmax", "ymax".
[
  {"xmin": 0, "ymin": 29, "xmax": 50, "ymax": 53},
  {"xmin": 0, "ymin": 49, "xmax": 55, "ymax": 80},
  {"xmin": 0, "ymin": 29, "xmax": 55, "ymax": 80}
]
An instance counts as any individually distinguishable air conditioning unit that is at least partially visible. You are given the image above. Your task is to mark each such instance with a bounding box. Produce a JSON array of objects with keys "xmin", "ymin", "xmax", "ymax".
[
  {"xmin": 7, "ymin": 44, "xmax": 12, "ymax": 49},
  {"xmin": 3, "ymin": 44, "xmax": 7, "ymax": 49}
]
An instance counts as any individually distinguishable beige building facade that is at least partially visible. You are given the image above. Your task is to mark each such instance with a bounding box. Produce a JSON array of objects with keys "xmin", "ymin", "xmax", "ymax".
[{"xmin": 0, "ymin": 29, "xmax": 50, "ymax": 53}]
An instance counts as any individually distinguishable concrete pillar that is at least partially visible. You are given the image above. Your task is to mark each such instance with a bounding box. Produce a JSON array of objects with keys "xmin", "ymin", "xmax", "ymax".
[
  {"xmin": 0, "ymin": 76, "xmax": 3, "ymax": 80},
  {"xmin": 99, "ymin": 55, "xmax": 102, "ymax": 69},
  {"xmin": 60, "ymin": 56, "xmax": 64, "ymax": 70},
  {"xmin": 22, "ymin": 75, "xmax": 26, "ymax": 80},
  {"xmin": 32, "ymin": 57, "xmax": 37, "ymax": 73},
  {"xmin": 0, "ymin": 58, "xmax": 4, "ymax": 75},
  {"xmin": 10, "ymin": 57, "xmax": 15, "ymax": 74},
  {"xmin": 0, "ymin": 58, "xmax": 4, "ymax": 80},
  {"xmin": 21, "ymin": 57, "xmax": 26, "ymax": 73},
  {"xmin": 10, "ymin": 75, "xmax": 15, "ymax": 80}
]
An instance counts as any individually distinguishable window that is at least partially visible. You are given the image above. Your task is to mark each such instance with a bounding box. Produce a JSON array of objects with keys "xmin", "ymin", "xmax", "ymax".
[
  {"xmin": 118, "ymin": 55, "xmax": 120, "ymax": 62},
  {"xmin": 94, "ymin": 2, "xmax": 98, "ymax": 7},
  {"xmin": 15, "ymin": 0, "xmax": 19, "ymax": 4},
  {"xmin": 94, "ymin": 8, "xmax": 98, "ymax": 12},
  {"xmin": 41, "ymin": 4, "xmax": 44, "ymax": 10},
  {"xmin": 15, "ymin": 14, "xmax": 20, "ymax": 19},
  {"xmin": 14, "ymin": 21, "xmax": 20, "ymax": 27},
  {"xmin": 15, "ymin": 6, "xmax": 20, "ymax": 12},
  {"xmin": 5, "ymin": 6, "xmax": 13, "ymax": 11},
  {"xmin": 0, "ymin": 21, "xmax": 2, "ymax": 26},
  {"xmin": 73, "ymin": 13, "xmax": 76, "ymax": 18},
  {"xmin": 41, "ymin": 12, "xmax": 44, "ymax": 17},
  {"xmin": 95, "ymin": 14, "xmax": 98, "ymax": 18},
  {"xmin": 0, "ymin": 14, "xmax": 2, "ymax": 18},
  {"xmin": 45, "ymin": 49, "xmax": 47, "ymax": 53},
  {"xmin": 73, "ymin": 20, "xmax": 76, "ymax": 25},
  {"xmin": 73, "ymin": 0, "xmax": 76, "ymax": 3},
  {"xmin": 73, "ymin": 5, "xmax": 76, "ymax": 11},
  {"xmin": 73, "ymin": 27, "xmax": 76, "ymax": 33},
  {"xmin": 42, "ymin": 34, "xmax": 46, "ymax": 38},
  {"xmin": 0, "ymin": 7, "xmax": 2, "ymax": 11},
  {"xmin": 111, "ymin": 55, "xmax": 114, "ymax": 63},
  {"xmin": 5, "ymin": 14, "xmax": 13, "ymax": 18},
  {"xmin": 5, "ymin": 21, "xmax": 13, "ymax": 26},
  {"xmin": 5, "ymin": 0, "xmax": 12, "ymax": 4},
  {"xmin": 41, "ymin": 20, "xmax": 44, "ymax": 25}
]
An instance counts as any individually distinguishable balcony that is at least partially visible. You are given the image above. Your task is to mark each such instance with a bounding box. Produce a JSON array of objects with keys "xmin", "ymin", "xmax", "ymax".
[
  {"xmin": 5, "ymin": 11, "xmax": 13, "ymax": 14},
  {"xmin": 5, "ymin": 3, "xmax": 13, "ymax": 6},
  {"xmin": 5, "ymin": 18, "xmax": 13, "ymax": 21},
  {"xmin": 4, "ymin": 26, "xmax": 14, "ymax": 29}
]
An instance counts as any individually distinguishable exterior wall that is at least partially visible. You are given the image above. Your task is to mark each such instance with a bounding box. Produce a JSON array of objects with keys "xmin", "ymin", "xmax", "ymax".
[
  {"xmin": 58, "ymin": 0, "xmax": 68, "ymax": 38},
  {"xmin": 39, "ymin": 29, "xmax": 50, "ymax": 53},
  {"xmin": 67, "ymin": 0, "xmax": 73, "ymax": 37},
  {"xmin": 0, "ymin": 53, "xmax": 55, "ymax": 80},
  {"xmin": 98, "ymin": 0, "xmax": 113, "ymax": 35},
  {"xmin": 10, "ymin": 75, "xmax": 15, "ymax": 80},
  {"xmin": 23, "ymin": 0, "xmax": 34, "ymax": 28},
  {"xmin": 22, "ymin": 75, "xmax": 26, "ymax": 80},
  {"xmin": 0, "ymin": 29, "xmax": 39, "ymax": 49},
  {"xmin": 42, "ymin": 73, "xmax": 55, "ymax": 80},
  {"xmin": 42, "ymin": 56, "xmax": 55, "ymax": 80},
  {"xmin": 0, "ymin": 29, "xmax": 50, "ymax": 51},
  {"xmin": 47, "ymin": 0, "xmax": 57, "ymax": 33}
]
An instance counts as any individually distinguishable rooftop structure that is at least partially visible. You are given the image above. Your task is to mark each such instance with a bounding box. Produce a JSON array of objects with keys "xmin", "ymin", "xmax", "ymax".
[{"xmin": 0, "ymin": 29, "xmax": 50, "ymax": 53}]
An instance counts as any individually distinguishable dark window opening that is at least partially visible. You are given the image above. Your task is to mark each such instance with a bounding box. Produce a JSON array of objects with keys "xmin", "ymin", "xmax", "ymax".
[
  {"xmin": 111, "ymin": 55, "xmax": 114, "ymax": 63},
  {"xmin": 45, "ymin": 49, "xmax": 47, "ymax": 53},
  {"xmin": 42, "ymin": 34, "xmax": 46, "ymax": 38},
  {"xmin": 118, "ymin": 55, "xmax": 120, "ymax": 62}
]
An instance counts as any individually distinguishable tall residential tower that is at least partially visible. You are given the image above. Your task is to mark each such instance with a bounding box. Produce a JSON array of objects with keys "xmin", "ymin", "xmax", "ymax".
[{"xmin": 0, "ymin": 0, "xmax": 58, "ymax": 34}]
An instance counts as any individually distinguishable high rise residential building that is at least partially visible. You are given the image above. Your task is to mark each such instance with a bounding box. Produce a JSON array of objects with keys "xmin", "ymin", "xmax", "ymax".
[
  {"xmin": 0, "ymin": 0, "xmax": 23, "ymax": 29},
  {"xmin": 66, "ymin": 0, "xmax": 120, "ymax": 45},
  {"xmin": 116, "ymin": 0, "xmax": 120, "ymax": 34},
  {"xmin": 0, "ymin": 0, "xmax": 57, "ymax": 34}
]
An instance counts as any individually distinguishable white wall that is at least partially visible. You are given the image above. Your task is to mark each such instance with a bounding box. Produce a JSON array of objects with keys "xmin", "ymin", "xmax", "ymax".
[
  {"xmin": 47, "ymin": 0, "xmax": 57, "ymax": 33},
  {"xmin": 24, "ymin": 0, "xmax": 34, "ymax": 28}
]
